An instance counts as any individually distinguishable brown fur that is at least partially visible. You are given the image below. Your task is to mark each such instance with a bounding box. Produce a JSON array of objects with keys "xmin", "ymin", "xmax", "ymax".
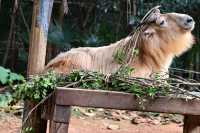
[{"xmin": 45, "ymin": 12, "xmax": 195, "ymax": 78}]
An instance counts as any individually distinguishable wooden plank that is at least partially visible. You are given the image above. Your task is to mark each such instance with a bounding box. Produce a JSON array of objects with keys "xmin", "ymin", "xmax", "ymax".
[
  {"xmin": 49, "ymin": 106, "xmax": 71, "ymax": 133},
  {"xmin": 184, "ymin": 115, "xmax": 200, "ymax": 133},
  {"xmin": 56, "ymin": 87, "xmax": 200, "ymax": 115},
  {"xmin": 53, "ymin": 105, "xmax": 71, "ymax": 123},
  {"xmin": 49, "ymin": 121, "xmax": 69, "ymax": 133}
]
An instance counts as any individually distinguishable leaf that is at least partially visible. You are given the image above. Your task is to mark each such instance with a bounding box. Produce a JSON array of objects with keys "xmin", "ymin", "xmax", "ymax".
[
  {"xmin": 113, "ymin": 49, "xmax": 126, "ymax": 64},
  {"xmin": 132, "ymin": 49, "xmax": 139, "ymax": 56},
  {"xmin": 0, "ymin": 93, "xmax": 12, "ymax": 107},
  {"xmin": 0, "ymin": 66, "xmax": 10, "ymax": 85},
  {"xmin": 9, "ymin": 72, "xmax": 24, "ymax": 82},
  {"xmin": 0, "ymin": 66, "xmax": 24, "ymax": 85}
]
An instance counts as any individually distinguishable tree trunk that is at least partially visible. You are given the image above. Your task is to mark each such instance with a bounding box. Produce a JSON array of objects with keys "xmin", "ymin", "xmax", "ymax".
[
  {"xmin": 27, "ymin": 0, "xmax": 54, "ymax": 75},
  {"xmin": 2, "ymin": 0, "xmax": 18, "ymax": 67},
  {"xmin": 23, "ymin": 0, "xmax": 54, "ymax": 132}
]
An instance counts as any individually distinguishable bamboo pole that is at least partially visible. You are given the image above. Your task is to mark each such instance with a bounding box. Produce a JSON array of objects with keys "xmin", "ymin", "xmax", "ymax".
[{"xmin": 23, "ymin": 0, "xmax": 54, "ymax": 132}]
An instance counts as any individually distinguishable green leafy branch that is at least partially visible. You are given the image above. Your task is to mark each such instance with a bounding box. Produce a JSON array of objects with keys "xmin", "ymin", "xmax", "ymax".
[{"xmin": 10, "ymin": 68, "xmax": 170, "ymax": 106}]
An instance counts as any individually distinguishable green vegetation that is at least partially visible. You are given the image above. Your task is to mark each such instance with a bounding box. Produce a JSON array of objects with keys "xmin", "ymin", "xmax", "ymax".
[
  {"xmin": 11, "ymin": 71, "xmax": 59, "ymax": 104},
  {"xmin": 113, "ymin": 49, "xmax": 127, "ymax": 64},
  {"xmin": 0, "ymin": 66, "xmax": 24, "ymax": 108},
  {"xmin": 10, "ymin": 68, "xmax": 169, "ymax": 105},
  {"xmin": 0, "ymin": 93, "xmax": 12, "ymax": 108},
  {"xmin": 22, "ymin": 127, "xmax": 34, "ymax": 133},
  {"xmin": 0, "ymin": 66, "xmax": 24, "ymax": 85}
]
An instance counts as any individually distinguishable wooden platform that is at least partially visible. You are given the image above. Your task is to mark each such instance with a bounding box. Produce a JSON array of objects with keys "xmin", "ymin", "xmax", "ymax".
[{"xmin": 42, "ymin": 87, "xmax": 200, "ymax": 133}]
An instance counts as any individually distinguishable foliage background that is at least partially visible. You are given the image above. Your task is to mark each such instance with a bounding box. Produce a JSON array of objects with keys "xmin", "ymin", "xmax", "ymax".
[{"xmin": 0, "ymin": 0, "xmax": 199, "ymax": 79}]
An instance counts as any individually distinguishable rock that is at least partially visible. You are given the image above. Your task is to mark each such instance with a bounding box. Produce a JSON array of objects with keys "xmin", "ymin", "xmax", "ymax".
[
  {"xmin": 129, "ymin": 112, "xmax": 138, "ymax": 118},
  {"xmin": 151, "ymin": 119, "xmax": 160, "ymax": 125},
  {"xmin": 121, "ymin": 115, "xmax": 131, "ymax": 120},
  {"xmin": 97, "ymin": 108, "xmax": 104, "ymax": 112},
  {"xmin": 87, "ymin": 108, "xmax": 96, "ymax": 113},
  {"xmin": 84, "ymin": 112, "xmax": 96, "ymax": 117},
  {"xmin": 160, "ymin": 119, "xmax": 170, "ymax": 125},
  {"xmin": 13, "ymin": 110, "xmax": 22, "ymax": 116},
  {"xmin": 131, "ymin": 118, "xmax": 139, "ymax": 124},
  {"xmin": 171, "ymin": 115, "xmax": 183, "ymax": 124},
  {"xmin": 107, "ymin": 124, "xmax": 120, "ymax": 130},
  {"xmin": 131, "ymin": 117, "xmax": 148, "ymax": 124},
  {"xmin": 110, "ymin": 111, "xmax": 121, "ymax": 121},
  {"xmin": 111, "ymin": 117, "xmax": 121, "ymax": 121}
]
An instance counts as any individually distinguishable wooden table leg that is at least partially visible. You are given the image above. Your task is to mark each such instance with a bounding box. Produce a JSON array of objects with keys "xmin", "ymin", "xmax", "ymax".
[
  {"xmin": 49, "ymin": 121, "xmax": 69, "ymax": 133},
  {"xmin": 49, "ymin": 105, "xmax": 71, "ymax": 133},
  {"xmin": 183, "ymin": 115, "xmax": 200, "ymax": 133}
]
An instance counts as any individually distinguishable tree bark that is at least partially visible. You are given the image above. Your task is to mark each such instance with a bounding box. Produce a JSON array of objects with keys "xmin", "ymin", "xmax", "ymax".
[
  {"xmin": 27, "ymin": 0, "xmax": 54, "ymax": 75},
  {"xmin": 23, "ymin": 0, "xmax": 54, "ymax": 132},
  {"xmin": 2, "ymin": 0, "xmax": 18, "ymax": 67}
]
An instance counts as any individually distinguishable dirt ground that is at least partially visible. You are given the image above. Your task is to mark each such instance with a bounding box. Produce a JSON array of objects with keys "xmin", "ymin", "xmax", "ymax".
[
  {"xmin": 69, "ymin": 117, "xmax": 182, "ymax": 133},
  {"xmin": 0, "ymin": 112, "xmax": 182, "ymax": 133}
]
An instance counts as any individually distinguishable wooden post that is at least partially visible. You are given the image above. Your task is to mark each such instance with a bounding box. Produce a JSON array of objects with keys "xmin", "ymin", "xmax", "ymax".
[
  {"xmin": 184, "ymin": 115, "xmax": 200, "ymax": 133},
  {"xmin": 23, "ymin": 0, "xmax": 54, "ymax": 132},
  {"xmin": 49, "ymin": 105, "xmax": 71, "ymax": 133}
]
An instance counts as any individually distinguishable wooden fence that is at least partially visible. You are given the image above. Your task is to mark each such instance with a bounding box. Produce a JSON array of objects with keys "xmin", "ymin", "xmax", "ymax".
[{"xmin": 41, "ymin": 87, "xmax": 200, "ymax": 133}]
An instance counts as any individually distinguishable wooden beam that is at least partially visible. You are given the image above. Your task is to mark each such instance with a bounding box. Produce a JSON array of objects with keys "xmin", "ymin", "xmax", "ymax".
[
  {"xmin": 184, "ymin": 115, "xmax": 200, "ymax": 133},
  {"xmin": 49, "ymin": 105, "xmax": 71, "ymax": 133},
  {"xmin": 49, "ymin": 121, "xmax": 70, "ymax": 133},
  {"xmin": 53, "ymin": 105, "xmax": 71, "ymax": 123},
  {"xmin": 56, "ymin": 87, "xmax": 200, "ymax": 115}
]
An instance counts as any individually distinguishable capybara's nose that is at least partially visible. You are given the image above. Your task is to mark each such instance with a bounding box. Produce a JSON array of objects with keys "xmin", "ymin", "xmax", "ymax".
[{"xmin": 186, "ymin": 17, "xmax": 194, "ymax": 24}]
